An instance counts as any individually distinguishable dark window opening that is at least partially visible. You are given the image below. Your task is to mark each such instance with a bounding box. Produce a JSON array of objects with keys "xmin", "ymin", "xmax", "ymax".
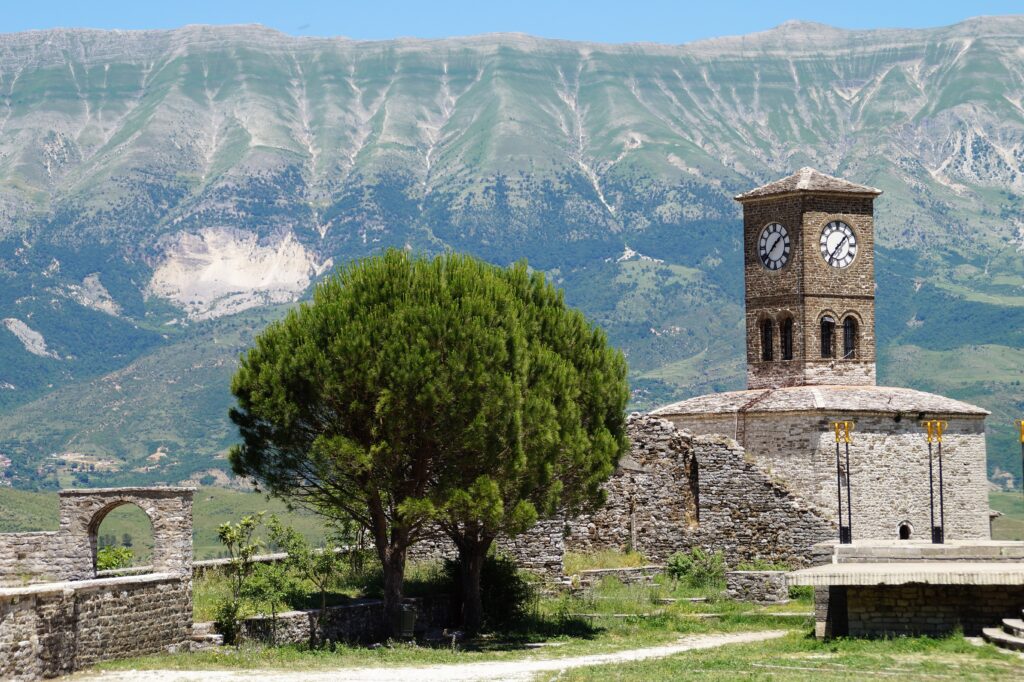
[
  {"xmin": 843, "ymin": 317, "xmax": 858, "ymax": 359},
  {"xmin": 760, "ymin": 319, "xmax": 773, "ymax": 361},
  {"xmin": 781, "ymin": 317, "xmax": 794, "ymax": 361},
  {"xmin": 820, "ymin": 316, "xmax": 835, "ymax": 358},
  {"xmin": 898, "ymin": 522, "xmax": 913, "ymax": 540}
]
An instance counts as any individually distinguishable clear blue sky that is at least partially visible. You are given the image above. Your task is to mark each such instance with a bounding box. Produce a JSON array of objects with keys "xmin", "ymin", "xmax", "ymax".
[{"xmin": 3, "ymin": 1, "xmax": 1021, "ymax": 43}]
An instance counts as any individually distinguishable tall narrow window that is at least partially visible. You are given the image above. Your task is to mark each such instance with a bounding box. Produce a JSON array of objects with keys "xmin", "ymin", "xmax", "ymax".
[
  {"xmin": 781, "ymin": 317, "xmax": 794, "ymax": 361},
  {"xmin": 761, "ymin": 319, "xmax": 774, "ymax": 361},
  {"xmin": 820, "ymin": 316, "xmax": 835, "ymax": 358},
  {"xmin": 843, "ymin": 317, "xmax": 858, "ymax": 359}
]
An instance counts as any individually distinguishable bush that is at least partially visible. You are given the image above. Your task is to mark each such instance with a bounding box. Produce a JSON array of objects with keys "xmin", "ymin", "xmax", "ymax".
[
  {"xmin": 96, "ymin": 545, "xmax": 133, "ymax": 571},
  {"xmin": 443, "ymin": 555, "xmax": 536, "ymax": 631},
  {"xmin": 666, "ymin": 548, "xmax": 726, "ymax": 588},
  {"xmin": 215, "ymin": 600, "xmax": 242, "ymax": 645}
]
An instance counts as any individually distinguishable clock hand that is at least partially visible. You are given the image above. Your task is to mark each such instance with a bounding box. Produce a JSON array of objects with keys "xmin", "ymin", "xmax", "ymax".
[
  {"xmin": 765, "ymin": 234, "xmax": 780, "ymax": 258},
  {"xmin": 830, "ymin": 236, "xmax": 848, "ymax": 261}
]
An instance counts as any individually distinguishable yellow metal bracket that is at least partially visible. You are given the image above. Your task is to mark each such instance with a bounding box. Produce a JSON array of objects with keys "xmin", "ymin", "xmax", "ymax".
[
  {"xmin": 831, "ymin": 421, "xmax": 854, "ymax": 444},
  {"xmin": 923, "ymin": 420, "xmax": 949, "ymax": 443},
  {"xmin": 1016, "ymin": 419, "xmax": 1024, "ymax": 444}
]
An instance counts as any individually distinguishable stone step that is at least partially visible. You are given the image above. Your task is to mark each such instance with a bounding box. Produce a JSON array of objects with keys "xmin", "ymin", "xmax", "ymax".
[
  {"xmin": 982, "ymin": 627, "xmax": 1024, "ymax": 652},
  {"xmin": 1003, "ymin": 618, "xmax": 1024, "ymax": 639},
  {"xmin": 192, "ymin": 621, "xmax": 216, "ymax": 636}
]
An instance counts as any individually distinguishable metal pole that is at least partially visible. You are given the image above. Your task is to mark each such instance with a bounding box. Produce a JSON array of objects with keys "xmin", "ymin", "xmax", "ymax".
[
  {"xmin": 844, "ymin": 421, "xmax": 854, "ymax": 542},
  {"xmin": 937, "ymin": 439, "xmax": 945, "ymax": 544},
  {"xmin": 833, "ymin": 422, "xmax": 846, "ymax": 544},
  {"xmin": 925, "ymin": 421, "xmax": 938, "ymax": 543}
]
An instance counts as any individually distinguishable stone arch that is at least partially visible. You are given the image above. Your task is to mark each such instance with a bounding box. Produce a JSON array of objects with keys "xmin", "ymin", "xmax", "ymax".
[
  {"xmin": 58, "ymin": 487, "xmax": 194, "ymax": 580},
  {"xmin": 87, "ymin": 499, "xmax": 155, "ymax": 571}
]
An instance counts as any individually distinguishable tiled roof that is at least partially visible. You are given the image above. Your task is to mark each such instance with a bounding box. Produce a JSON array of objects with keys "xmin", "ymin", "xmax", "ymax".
[
  {"xmin": 651, "ymin": 385, "xmax": 988, "ymax": 417},
  {"xmin": 735, "ymin": 167, "xmax": 883, "ymax": 201}
]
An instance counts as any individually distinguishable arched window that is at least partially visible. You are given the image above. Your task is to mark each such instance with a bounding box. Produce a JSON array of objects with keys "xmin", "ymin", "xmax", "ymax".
[
  {"xmin": 843, "ymin": 317, "xmax": 858, "ymax": 359},
  {"xmin": 780, "ymin": 317, "xmax": 794, "ymax": 361},
  {"xmin": 760, "ymin": 319, "xmax": 773, "ymax": 361},
  {"xmin": 820, "ymin": 316, "xmax": 835, "ymax": 358}
]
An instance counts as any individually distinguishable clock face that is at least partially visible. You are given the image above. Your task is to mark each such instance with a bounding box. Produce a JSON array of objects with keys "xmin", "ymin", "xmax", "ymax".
[
  {"xmin": 758, "ymin": 223, "xmax": 790, "ymax": 270},
  {"xmin": 819, "ymin": 220, "xmax": 857, "ymax": 268}
]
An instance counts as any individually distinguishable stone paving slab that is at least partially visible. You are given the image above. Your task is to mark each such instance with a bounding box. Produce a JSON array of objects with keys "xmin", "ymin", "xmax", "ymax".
[{"xmin": 787, "ymin": 561, "xmax": 1024, "ymax": 587}]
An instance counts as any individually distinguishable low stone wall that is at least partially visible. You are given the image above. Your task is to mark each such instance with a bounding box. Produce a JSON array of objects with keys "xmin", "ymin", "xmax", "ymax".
[
  {"xmin": 725, "ymin": 571, "xmax": 789, "ymax": 604},
  {"xmin": 241, "ymin": 595, "xmax": 452, "ymax": 645},
  {"xmin": 576, "ymin": 566, "xmax": 664, "ymax": 587},
  {"xmin": 0, "ymin": 573, "xmax": 192, "ymax": 680},
  {"xmin": 846, "ymin": 585, "xmax": 1024, "ymax": 636},
  {"xmin": 407, "ymin": 520, "xmax": 565, "ymax": 578}
]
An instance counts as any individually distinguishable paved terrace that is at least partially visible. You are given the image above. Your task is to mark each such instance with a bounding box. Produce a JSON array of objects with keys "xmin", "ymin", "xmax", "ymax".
[{"xmin": 787, "ymin": 562, "xmax": 1024, "ymax": 587}]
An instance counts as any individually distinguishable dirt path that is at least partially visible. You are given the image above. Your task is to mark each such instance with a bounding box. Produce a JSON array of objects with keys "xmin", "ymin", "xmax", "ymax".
[{"xmin": 80, "ymin": 629, "xmax": 788, "ymax": 681}]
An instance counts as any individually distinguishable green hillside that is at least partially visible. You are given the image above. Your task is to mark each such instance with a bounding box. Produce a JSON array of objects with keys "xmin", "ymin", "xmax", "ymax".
[{"xmin": 0, "ymin": 19, "xmax": 1022, "ymax": 487}]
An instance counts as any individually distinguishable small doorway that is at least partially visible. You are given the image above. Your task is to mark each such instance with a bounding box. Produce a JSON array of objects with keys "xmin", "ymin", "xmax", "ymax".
[{"xmin": 898, "ymin": 521, "xmax": 913, "ymax": 540}]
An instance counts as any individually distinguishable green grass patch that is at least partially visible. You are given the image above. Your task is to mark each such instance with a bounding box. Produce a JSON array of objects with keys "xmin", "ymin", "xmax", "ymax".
[
  {"xmin": 991, "ymin": 491, "xmax": 1024, "ymax": 541},
  {"xmin": 564, "ymin": 550, "xmax": 649, "ymax": 574},
  {"xmin": 557, "ymin": 630, "xmax": 1024, "ymax": 680}
]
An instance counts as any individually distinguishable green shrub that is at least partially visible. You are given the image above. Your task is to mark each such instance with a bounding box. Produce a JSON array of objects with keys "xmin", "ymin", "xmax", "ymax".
[
  {"xmin": 443, "ymin": 555, "xmax": 536, "ymax": 631},
  {"xmin": 215, "ymin": 600, "xmax": 243, "ymax": 645},
  {"xmin": 666, "ymin": 548, "xmax": 725, "ymax": 588},
  {"xmin": 788, "ymin": 585, "xmax": 814, "ymax": 600},
  {"xmin": 96, "ymin": 545, "xmax": 133, "ymax": 571}
]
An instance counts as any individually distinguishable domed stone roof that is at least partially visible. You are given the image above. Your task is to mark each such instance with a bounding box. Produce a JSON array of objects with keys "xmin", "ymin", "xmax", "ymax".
[{"xmin": 651, "ymin": 384, "xmax": 988, "ymax": 418}]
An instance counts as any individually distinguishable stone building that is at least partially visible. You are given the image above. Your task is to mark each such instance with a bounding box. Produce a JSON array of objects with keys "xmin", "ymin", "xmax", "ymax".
[{"xmin": 651, "ymin": 168, "xmax": 991, "ymax": 545}]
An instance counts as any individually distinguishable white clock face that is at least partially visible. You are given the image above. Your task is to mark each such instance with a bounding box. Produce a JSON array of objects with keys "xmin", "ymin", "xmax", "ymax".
[
  {"xmin": 758, "ymin": 223, "xmax": 790, "ymax": 270},
  {"xmin": 819, "ymin": 221, "xmax": 857, "ymax": 268}
]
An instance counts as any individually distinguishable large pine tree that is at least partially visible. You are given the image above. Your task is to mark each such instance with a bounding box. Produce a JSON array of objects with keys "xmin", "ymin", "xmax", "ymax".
[{"xmin": 229, "ymin": 249, "xmax": 628, "ymax": 633}]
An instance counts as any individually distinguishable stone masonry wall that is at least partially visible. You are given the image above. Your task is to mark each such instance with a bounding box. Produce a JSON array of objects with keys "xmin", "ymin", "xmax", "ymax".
[
  {"xmin": 0, "ymin": 532, "xmax": 72, "ymax": 586},
  {"xmin": 566, "ymin": 415, "xmax": 835, "ymax": 567},
  {"xmin": 406, "ymin": 520, "xmax": 564, "ymax": 578},
  {"xmin": 846, "ymin": 585, "xmax": 1024, "ymax": 637},
  {"xmin": 241, "ymin": 595, "xmax": 452, "ymax": 646},
  {"xmin": 665, "ymin": 412, "xmax": 990, "ymax": 542},
  {"xmin": 725, "ymin": 571, "xmax": 790, "ymax": 604},
  {"xmin": 0, "ymin": 573, "xmax": 191, "ymax": 681}
]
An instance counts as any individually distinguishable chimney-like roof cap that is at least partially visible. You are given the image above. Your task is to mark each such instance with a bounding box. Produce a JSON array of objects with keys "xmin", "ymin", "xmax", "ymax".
[{"xmin": 735, "ymin": 167, "xmax": 882, "ymax": 202}]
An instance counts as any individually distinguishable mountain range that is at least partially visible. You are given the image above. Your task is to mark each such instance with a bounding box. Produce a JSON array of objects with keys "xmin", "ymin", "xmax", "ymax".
[{"xmin": 0, "ymin": 17, "xmax": 1022, "ymax": 488}]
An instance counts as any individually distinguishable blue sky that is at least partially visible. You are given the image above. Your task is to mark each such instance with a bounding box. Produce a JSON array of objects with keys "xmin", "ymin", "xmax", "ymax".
[{"xmin": 3, "ymin": 1, "xmax": 1021, "ymax": 43}]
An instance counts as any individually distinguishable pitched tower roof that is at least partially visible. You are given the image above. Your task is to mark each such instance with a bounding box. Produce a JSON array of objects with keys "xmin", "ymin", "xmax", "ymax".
[{"xmin": 735, "ymin": 167, "xmax": 882, "ymax": 202}]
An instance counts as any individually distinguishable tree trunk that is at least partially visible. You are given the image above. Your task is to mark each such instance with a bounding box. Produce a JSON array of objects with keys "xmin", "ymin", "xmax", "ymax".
[
  {"xmin": 458, "ymin": 539, "xmax": 492, "ymax": 634},
  {"xmin": 381, "ymin": 549, "xmax": 406, "ymax": 639}
]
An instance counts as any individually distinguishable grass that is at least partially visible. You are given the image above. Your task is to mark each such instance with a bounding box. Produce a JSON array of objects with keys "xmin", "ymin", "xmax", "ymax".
[
  {"xmin": 563, "ymin": 550, "xmax": 649, "ymax": 574},
  {"xmin": 991, "ymin": 491, "xmax": 1024, "ymax": 541},
  {"xmin": 557, "ymin": 630, "xmax": 1024, "ymax": 680},
  {"xmin": 104, "ymin": 566, "xmax": 815, "ymax": 672}
]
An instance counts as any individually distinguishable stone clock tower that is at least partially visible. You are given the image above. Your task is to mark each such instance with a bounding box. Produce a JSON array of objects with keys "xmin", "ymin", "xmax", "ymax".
[{"xmin": 734, "ymin": 167, "xmax": 881, "ymax": 389}]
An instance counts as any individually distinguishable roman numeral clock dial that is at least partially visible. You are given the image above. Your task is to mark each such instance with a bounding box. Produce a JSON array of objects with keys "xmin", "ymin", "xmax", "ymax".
[
  {"xmin": 820, "ymin": 220, "xmax": 857, "ymax": 268},
  {"xmin": 758, "ymin": 222, "xmax": 790, "ymax": 270}
]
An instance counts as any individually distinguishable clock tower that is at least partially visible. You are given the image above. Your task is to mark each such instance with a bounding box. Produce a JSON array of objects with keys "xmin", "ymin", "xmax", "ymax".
[{"xmin": 735, "ymin": 168, "xmax": 881, "ymax": 389}]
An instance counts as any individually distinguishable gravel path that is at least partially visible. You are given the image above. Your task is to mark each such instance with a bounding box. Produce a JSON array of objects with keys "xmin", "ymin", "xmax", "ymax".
[{"xmin": 79, "ymin": 629, "xmax": 788, "ymax": 681}]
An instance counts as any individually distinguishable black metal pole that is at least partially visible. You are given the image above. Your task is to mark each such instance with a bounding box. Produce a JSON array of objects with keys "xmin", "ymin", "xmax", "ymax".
[
  {"xmin": 844, "ymin": 439, "xmax": 853, "ymax": 541},
  {"xmin": 937, "ymin": 438, "xmax": 945, "ymax": 544},
  {"xmin": 928, "ymin": 439, "xmax": 937, "ymax": 543},
  {"xmin": 835, "ymin": 438, "xmax": 846, "ymax": 544}
]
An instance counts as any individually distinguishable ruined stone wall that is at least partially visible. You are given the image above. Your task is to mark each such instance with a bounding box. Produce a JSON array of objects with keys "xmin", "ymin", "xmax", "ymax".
[
  {"xmin": 0, "ymin": 574, "xmax": 191, "ymax": 681},
  {"xmin": 565, "ymin": 415, "xmax": 835, "ymax": 567},
  {"xmin": 663, "ymin": 412, "xmax": 990, "ymax": 543}
]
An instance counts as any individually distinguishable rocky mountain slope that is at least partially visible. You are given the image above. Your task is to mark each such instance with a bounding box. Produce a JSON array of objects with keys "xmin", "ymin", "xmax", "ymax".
[{"xmin": 0, "ymin": 18, "xmax": 1022, "ymax": 487}]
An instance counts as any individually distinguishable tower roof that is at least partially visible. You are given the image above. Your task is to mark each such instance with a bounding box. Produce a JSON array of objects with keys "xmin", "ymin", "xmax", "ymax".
[{"xmin": 735, "ymin": 167, "xmax": 882, "ymax": 202}]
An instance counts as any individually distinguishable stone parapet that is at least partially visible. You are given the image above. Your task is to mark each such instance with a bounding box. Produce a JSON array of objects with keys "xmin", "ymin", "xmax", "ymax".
[{"xmin": 726, "ymin": 570, "xmax": 790, "ymax": 603}]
